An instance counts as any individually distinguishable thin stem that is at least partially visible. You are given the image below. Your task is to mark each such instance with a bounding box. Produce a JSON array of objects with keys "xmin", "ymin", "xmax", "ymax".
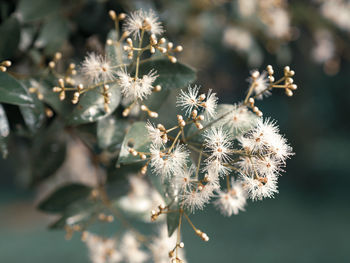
[
  {"xmin": 244, "ymin": 83, "xmax": 256, "ymax": 104},
  {"xmin": 110, "ymin": 63, "xmax": 129, "ymax": 69},
  {"xmin": 226, "ymin": 175, "xmax": 231, "ymax": 190},
  {"xmin": 183, "ymin": 213, "xmax": 197, "ymax": 232},
  {"xmin": 166, "ymin": 125, "xmax": 180, "ymax": 133},
  {"xmin": 168, "ymin": 130, "xmax": 182, "ymax": 153},
  {"xmin": 271, "ymin": 84, "xmax": 288, "ymax": 88},
  {"xmin": 195, "ymin": 149, "xmax": 203, "ymax": 180},
  {"xmin": 175, "ymin": 209, "xmax": 184, "ymax": 259},
  {"xmin": 249, "ymin": 77, "xmax": 286, "ymax": 102},
  {"xmin": 135, "ymin": 29, "xmax": 145, "ymax": 79},
  {"xmin": 180, "ymin": 127, "xmax": 186, "ymax": 143}
]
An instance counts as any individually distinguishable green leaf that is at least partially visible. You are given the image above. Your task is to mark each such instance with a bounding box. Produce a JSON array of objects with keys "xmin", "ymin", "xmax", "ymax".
[
  {"xmin": 0, "ymin": 72, "xmax": 33, "ymax": 106},
  {"xmin": 105, "ymin": 30, "xmax": 127, "ymax": 66},
  {"xmin": 144, "ymin": 89, "xmax": 171, "ymax": 111},
  {"xmin": 117, "ymin": 121, "xmax": 151, "ymax": 165},
  {"xmin": 167, "ymin": 202, "xmax": 181, "ymax": 237},
  {"xmin": 19, "ymin": 81, "xmax": 45, "ymax": 133},
  {"xmin": 35, "ymin": 15, "xmax": 70, "ymax": 55},
  {"xmin": 138, "ymin": 59, "xmax": 196, "ymax": 90},
  {"xmin": 0, "ymin": 17, "xmax": 20, "ymax": 60},
  {"xmin": 66, "ymin": 83, "xmax": 121, "ymax": 125},
  {"xmin": 17, "ymin": 0, "xmax": 61, "ymax": 22},
  {"xmin": 0, "ymin": 104, "xmax": 10, "ymax": 158},
  {"xmin": 38, "ymin": 184, "xmax": 92, "ymax": 213},
  {"xmin": 97, "ymin": 115, "xmax": 129, "ymax": 151}
]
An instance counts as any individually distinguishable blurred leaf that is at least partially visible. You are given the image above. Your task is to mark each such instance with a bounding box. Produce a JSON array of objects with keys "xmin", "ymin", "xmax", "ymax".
[
  {"xmin": 108, "ymin": 162, "xmax": 143, "ymax": 183},
  {"xmin": 117, "ymin": 121, "xmax": 150, "ymax": 165},
  {"xmin": 106, "ymin": 30, "xmax": 127, "ymax": 66},
  {"xmin": 0, "ymin": 16, "xmax": 20, "ymax": 60},
  {"xmin": 97, "ymin": 115, "xmax": 129, "ymax": 151},
  {"xmin": 35, "ymin": 15, "xmax": 70, "ymax": 55},
  {"xmin": 74, "ymin": 123, "xmax": 98, "ymax": 152},
  {"xmin": 144, "ymin": 89, "xmax": 171, "ymax": 111},
  {"xmin": 30, "ymin": 121, "xmax": 67, "ymax": 184},
  {"xmin": 49, "ymin": 199, "xmax": 99, "ymax": 229},
  {"xmin": 0, "ymin": 104, "xmax": 10, "ymax": 158},
  {"xmin": 66, "ymin": 84, "xmax": 121, "ymax": 125},
  {"xmin": 19, "ymin": 81, "xmax": 45, "ymax": 133},
  {"xmin": 138, "ymin": 59, "xmax": 196, "ymax": 90},
  {"xmin": 38, "ymin": 183, "xmax": 92, "ymax": 213},
  {"xmin": 17, "ymin": 0, "xmax": 60, "ymax": 22},
  {"xmin": 0, "ymin": 72, "xmax": 33, "ymax": 106}
]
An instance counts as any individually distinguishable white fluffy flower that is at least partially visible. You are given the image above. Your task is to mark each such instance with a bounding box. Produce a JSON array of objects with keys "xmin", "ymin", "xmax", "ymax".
[
  {"xmin": 120, "ymin": 232, "xmax": 148, "ymax": 263},
  {"xmin": 221, "ymin": 104, "xmax": 258, "ymax": 135},
  {"xmin": 146, "ymin": 121, "xmax": 164, "ymax": 146},
  {"xmin": 214, "ymin": 179, "xmax": 247, "ymax": 216},
  {"xmin": 269, "ymin": 133, "xmax": 293, "ymax": 162},
  {"xmin": 150, "ymin": 144, "xmax": 188, "ymax": 179},
  {"xmin": 173, "ymin": 165, "xmax": 196, "ymax": 192},
  {"xmin": 81, "ymin": 53, "xmax": 116, "ymax": 83},
  {"xmin": 176, "ymin": 85, "xmax": 200, "ymax": 116},
  {"xmin": 203, "ymin": 89, "xmax": 218, "ymax": 119},
  {"xmin": 84, "ymin": 232, "xmax": 122, "ymax": 263},
  {"xmin": 255, "ymin": 156, "xmax": 282, "ymax": 177},
  {"xmin": 236, "ymin": 155, "xmax": 256, "ymax": 175},
  {"xmin": 240, "ymin": 118, "xmax": 279, "ymax": 152},
  {"xmin": 176, "ymin": 85, "xmax": 217, "ymax": 119},
  {"xmin": 203, "ymin": 126, "xmax": 232, "ymax": 162},
  {"xmin": 249, "ymin": 71, "xmax": 270, "ymax": 100},
  {"xmin": 123, "ymin": 9, "xmax": 164, "ymax": 39},
  {"xmin": 181, "ymin": 182, "xmax": 216, "ymax": 212},
  {"xmin": 241, "ymin": 172, "xmax": 279, "ymax": 201},
  {"xmin": 241, "ymin": 118, "xmax": 293, "ymax": 162},
  {"xmin": 203, "ymin": 158, "xmax": 230, "ymax": 179},
  {"xmin": 117, "ymin": 69, "xmax": 157, "ymax": 101}
]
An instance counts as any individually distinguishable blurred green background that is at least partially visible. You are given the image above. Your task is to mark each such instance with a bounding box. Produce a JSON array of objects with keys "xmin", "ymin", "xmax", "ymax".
[{"xmin": 1, "ymin": 0, "xmax": 350, "ymax": 262}]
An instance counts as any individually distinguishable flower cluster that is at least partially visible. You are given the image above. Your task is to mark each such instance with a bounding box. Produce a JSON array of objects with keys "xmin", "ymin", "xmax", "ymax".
[
  {"xmin": 51, "ymin": 8, "xmax": 183, "ymax": 117},
  {"xmin": 43, "ymin": 7, "xmax": 298, "ymax": 263},
  {"xmin": 125, "ymin": 63, "xmax": 296, "ymax": 262}
]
